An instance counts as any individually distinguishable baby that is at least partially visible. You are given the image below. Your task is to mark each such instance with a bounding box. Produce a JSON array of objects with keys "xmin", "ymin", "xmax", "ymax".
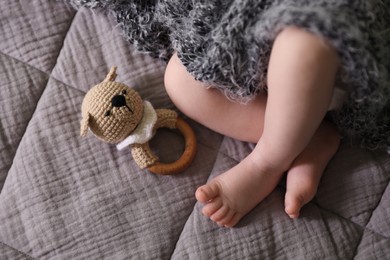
[
  {"xmin": 165, "ymin": 27, "xmax": 341, "ymax": 227},
  {"xmin": 68, "ymin": 0, "xmax": 390, "ymax": 228}
]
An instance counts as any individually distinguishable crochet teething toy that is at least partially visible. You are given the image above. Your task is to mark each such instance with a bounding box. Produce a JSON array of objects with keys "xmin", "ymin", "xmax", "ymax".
[{"xmin": 80, "ymin": 66, "xmax": 197, "ymax": 175}]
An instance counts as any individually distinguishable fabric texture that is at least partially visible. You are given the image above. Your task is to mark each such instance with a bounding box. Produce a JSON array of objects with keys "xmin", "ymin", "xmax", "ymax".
[
  {"xmin": 67, "ymin": 0, "xmax": 390, "ymax": 151},
  {"xmin": 0, "ymin": 1, "xmax": 389, "ymax": 259}
]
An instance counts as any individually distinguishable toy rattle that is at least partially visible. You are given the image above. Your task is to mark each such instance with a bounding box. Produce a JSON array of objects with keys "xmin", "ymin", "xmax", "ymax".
[{"xmin": 80, "ymin": 66, "xmax": 197, "ymax": 175}]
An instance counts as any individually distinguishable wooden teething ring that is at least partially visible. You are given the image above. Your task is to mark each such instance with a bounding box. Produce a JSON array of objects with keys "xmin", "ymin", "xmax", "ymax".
[{"xmin": 147, "ymin": 117, "xmax": 197, "ymax": 175}]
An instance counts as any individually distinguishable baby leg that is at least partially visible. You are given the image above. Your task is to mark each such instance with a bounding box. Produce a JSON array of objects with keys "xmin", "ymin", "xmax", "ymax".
[
  {"xmin": 164, "ymin": 53, "xmax": 266, "ymax": 143},
  {"xmin": 248, "ymin": 27, "xmax": 340, "ymax": 222},
  {"xmin": 285, "ymin": 120, "xmax": 340, "ymax": 218},
  {"xmin": 165, "ymin": 55, "xmax": 283, "ymax": 227}
]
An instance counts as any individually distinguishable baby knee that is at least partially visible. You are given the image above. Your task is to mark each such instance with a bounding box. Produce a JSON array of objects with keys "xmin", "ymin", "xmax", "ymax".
[
  {"xmin": 164, "ymin": 59, "xmax": 178, "ymax": 101},
  {"xmin": 164, "ymin": 53, "xmax": 189, "ymax": 101},
  {"xmin": 164, "ymin": 53, "xmax": 208, "ymax": 113}
]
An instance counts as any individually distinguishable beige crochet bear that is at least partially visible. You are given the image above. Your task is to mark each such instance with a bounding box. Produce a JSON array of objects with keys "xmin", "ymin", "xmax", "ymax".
[{"xmin": 80, "ymin": 67, "xmax": 196, "ymax": 175}]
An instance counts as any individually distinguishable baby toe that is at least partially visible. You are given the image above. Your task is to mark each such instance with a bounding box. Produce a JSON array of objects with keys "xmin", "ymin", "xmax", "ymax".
[
  {"xmin": 284, "ymin": 192, "xmax": 306, "ymax": 219},
  {"xmin": 202, "ymin": 199, "xmax": 222, "ymax": 217},
  {"xmin": 195, "ymin": 182, "xmax": 220, "ymax": 203},
  {"xmin": 210, "ymin": 206, "xmax": 229, "ymax": 222},
  {"xmin": 219, "ymin": 210, "xmax": 235, "ymax": 227}
]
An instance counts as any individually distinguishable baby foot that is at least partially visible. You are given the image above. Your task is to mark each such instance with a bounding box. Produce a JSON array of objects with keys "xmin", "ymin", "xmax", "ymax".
[
  {"xmin": 284, "ymin": 121, "xmax": 340, "ymax": 218},
  {"xmin": 195, "ymin": 152, "xmax": 285, "ymax": 227}
]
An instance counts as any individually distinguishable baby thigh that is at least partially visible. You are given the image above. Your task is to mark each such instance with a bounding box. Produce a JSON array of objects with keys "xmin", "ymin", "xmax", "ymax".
[{"xmin": 164, "ymin": 53, "xmax": 266, "ymax": 143}]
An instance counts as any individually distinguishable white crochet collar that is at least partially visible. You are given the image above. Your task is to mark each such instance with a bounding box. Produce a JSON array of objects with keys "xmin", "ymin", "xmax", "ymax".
[{"xmin": 116, "ymin": 101, "xmax": 157, "ymax": 150}]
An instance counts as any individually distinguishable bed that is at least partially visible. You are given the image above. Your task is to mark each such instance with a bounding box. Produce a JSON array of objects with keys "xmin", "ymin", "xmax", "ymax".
[{"xmin": 1, "ymin": 1, "xmax": 389, "ymax": 259}]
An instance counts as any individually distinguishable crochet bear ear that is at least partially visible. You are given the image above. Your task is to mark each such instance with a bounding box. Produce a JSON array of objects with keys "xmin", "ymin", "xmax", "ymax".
[
  {"xmin": 104, "ymin": 66, "xmax": 117, "ymax": 82},
  {"xmin": 80, "ymin": 112, "xmax": 91, "ymax": 137}
]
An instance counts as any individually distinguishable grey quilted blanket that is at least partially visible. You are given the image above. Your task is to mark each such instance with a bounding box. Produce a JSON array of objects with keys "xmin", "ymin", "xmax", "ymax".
[{"xmin": 0, "ymin": 1, "xmax": 389, "ymax": 259}]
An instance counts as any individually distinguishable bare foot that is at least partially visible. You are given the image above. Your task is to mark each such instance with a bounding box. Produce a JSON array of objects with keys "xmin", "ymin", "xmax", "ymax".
[
  {"xmin": 284, "ymin": 121, "xmax": 340, "ymax": 218},
  {"xmin": 195, "ymin": 152, "xmax": 285, "ymax": 227},
  {"xmin": 196, "ymin": 121, "xmax": 340, "ymax": 227}
]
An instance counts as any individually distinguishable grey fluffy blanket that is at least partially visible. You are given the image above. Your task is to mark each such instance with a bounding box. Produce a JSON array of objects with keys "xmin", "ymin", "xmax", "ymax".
[{"xmin": 68, "ymin": 0, "xmax": 390, "ymax": 151}]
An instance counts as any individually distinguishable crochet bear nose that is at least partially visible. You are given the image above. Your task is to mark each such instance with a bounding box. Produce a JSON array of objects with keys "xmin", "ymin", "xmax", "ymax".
[{"xmin": 112, "ymin": 95, "xmax": 126, "ymax": 107}]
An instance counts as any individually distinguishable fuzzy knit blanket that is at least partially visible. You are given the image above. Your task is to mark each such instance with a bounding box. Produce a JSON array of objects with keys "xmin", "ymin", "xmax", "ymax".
[{"xmin": 66, "ymin": 0, "xmax": 390, "ymax": 150}]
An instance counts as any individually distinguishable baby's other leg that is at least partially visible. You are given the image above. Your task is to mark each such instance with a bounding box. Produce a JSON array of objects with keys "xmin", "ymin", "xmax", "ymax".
[
  {"xmin": 257, "ymin": 27, "xmax": 340, "ymax": 219},
  {"xmin": 285, "ymin": 120, "xmax": 340, "ymax": 218}
]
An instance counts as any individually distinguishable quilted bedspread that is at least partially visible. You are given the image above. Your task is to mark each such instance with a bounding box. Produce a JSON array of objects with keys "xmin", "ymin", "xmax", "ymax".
[{"xmin": 1, "ymin": 1, "xmax": 390, "ymax": 259}]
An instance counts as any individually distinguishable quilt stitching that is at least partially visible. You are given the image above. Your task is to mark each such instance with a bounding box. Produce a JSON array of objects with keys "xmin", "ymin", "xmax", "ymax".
[
  {"xmin": 0, "ymin": 49, "xmax": 86, "ymax": 96},
  {"xmin": 2, "ymin": 2, "xmax": 390, "ymax": 257},
  {"xmin": 0, "ymin": 52, "xmax": 50, "ymax": 195},
  {"xmin": 0, "ymin": 51, "xmax": 49, "ymax": 77},
  {"xmin": 351, "ymin": 226, "xmax": 390, "ymax": 259},
  {"xmin": 0, "ymin": 241, "xmax": 36, "ymax": 260},
  {"xmin": 0, "ymin": 37, "xmax": 80, "ymax": 191},
  {"xmin": 351, "ymin": 154, "xmax": 390, "ymax": 254},
  {"xmin": 0, "ymin": 50, "xmax": 88, "ymax": 97},
  {"xmin": 0, "ymin": 8, "xmax": 77, "ymax": 258}
]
